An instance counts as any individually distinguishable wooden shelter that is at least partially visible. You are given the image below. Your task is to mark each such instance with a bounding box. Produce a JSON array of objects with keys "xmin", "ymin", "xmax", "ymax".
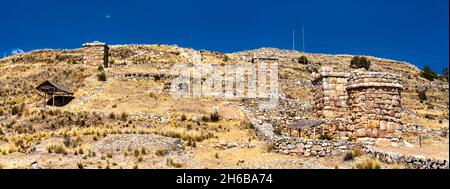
[
  {"xmin": 36, "ymin": 81, "xmax": 74, "ymax": 106},
  {"xmin": 288, "ymin": 120, "xmax": 324, "ymax": 138}
]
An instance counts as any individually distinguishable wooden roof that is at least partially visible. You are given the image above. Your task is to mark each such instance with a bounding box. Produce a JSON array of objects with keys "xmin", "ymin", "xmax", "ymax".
[
  {"xmin": 36, "ymin": 81, "xmax": 74, "ymax": 95},
  {"xmin": 289, "ymin": 120, "xmax": 324, "ymax": 129}
]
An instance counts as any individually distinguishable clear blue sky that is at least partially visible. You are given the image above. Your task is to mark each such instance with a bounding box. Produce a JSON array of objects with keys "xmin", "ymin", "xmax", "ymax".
[{"xmin": 1, "ymin": 0, "xmax": 448, "ymax": 72}]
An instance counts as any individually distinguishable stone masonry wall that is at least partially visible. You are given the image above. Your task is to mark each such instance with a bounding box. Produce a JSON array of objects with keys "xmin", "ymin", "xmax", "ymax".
[
  {"xmin": 347, "ymin": 72, "xmax": 403, "ymax": 139},
  {"xmin": 271, "ymin": 137, "xmax": 448, "ymax": 169},
  {"xmin": 312, "ymin": 67, "xmax": 350, "ymax": 119},
  {"xmin": 312, "ymin": 67, "xmax": 403, "ymax": 141},
  {"xmin": 83, "ymin": 41, "xmax": 109, "ymax": 68}
]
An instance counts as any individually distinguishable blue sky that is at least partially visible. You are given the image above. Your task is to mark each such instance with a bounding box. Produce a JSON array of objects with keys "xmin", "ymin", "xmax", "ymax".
[{"xmin": 1, "ymin": 0, "xmax": 448, "ymax": 72}]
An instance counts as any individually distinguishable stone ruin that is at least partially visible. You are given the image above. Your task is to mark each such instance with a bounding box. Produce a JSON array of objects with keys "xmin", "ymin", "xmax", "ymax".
[
  {"xmin": 312, "ymin": 67, "xmax": 403, "ymax": 142},
  {"xmin": 83, "ymin": 41, "xmax": 109, "ymax": 68}
]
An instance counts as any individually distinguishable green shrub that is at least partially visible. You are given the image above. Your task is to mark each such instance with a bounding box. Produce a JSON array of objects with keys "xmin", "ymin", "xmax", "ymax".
[
  {"xmin": 343, "ymin": 152, "xmax": 354, "ymax": 161},
  {"xmin": 47, "ymin": 144, "xmax": 67, "ymax": 154},
  {"xmin": 223, "ymin": 55, "xmax": 230, "ymax": 62},
  {"xmin": 97, "ymin": 65, "xmax": 104, "ymax": 72},
  {"xmin": 350, "ymin": 56, "xmax": 371, "ymax": 70},
  {"xmin": 181, "ymin": 114, "xmax": 187, "ymax": 121},
  {"xmin": 425, "ymin": 114, "xmax": 434, "ymax": 120},
  {"xmin": 11, "ymin": 105, "xmax": 20, "ymax": 115},
  {"xmin": 442, "ymin": 67, "xmax": 449, "ymax": 81},
  {"xmin": 319, "ymin": 134, "xmax": 333, "ymax": 140},
  {"xmin": 97, "ymin": 71, "xmax": 107, "ymax": 81},
  {"xmin": 420, "ymin": 66, "xmax": 438, "ymax": 81},
  {"xmin": 298, "ymin": 56, "xmax": 308, "ymax": 64},
  {"xmin": 210, "ymin": 111, "xmax": 219, "ymax": 122},
  {"xmin": 120, "ymin": 112, "xmax": 128, "ymax": 121},
  {"xmin": 418, "ymin": 91, "xmax": 427, "ymax": 102},
  {"xmin": 77, "ymin": 161, "xmax": 84, "ymax": 169}
]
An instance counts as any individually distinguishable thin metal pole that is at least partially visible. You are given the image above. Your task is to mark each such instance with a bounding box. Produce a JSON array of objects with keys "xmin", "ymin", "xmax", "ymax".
[
  {"xmin": 292, "ymin": 30, "xmax": 295, "ymax": 50},
  {"xmin": 302, "ymin": 26, "xmax": 305, "ymax": 52}
]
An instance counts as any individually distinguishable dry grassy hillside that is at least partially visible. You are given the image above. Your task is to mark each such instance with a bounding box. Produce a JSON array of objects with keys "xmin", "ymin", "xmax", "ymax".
[{"xmin": 0, "ymin": 44, "xmax": 448, "ymax": 169}]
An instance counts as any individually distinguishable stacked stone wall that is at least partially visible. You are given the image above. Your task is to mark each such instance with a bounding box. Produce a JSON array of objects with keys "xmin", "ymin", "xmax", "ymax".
[
  {"xmin": 347, "ymin": 72, "xmax": 403, "ymax": 139},
  {"xmin": 312, "ymin": 67, "xmax": 350, "ymax": 119},
  {"xmin": 83, "ymin": 41, "xmax": 109, "ymax": 68},
  {"xmin": 312, "ymin": 67, "xmax": 404, "ymax": 141}
]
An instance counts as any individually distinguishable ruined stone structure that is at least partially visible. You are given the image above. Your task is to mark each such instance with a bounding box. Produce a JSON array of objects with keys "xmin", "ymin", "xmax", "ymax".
[
  {"xmin": 312, "ymin": 67, "xmax": 403, "ymax": 140},
  {"xmin": 347, "ymin": 72, "xmax": 403, "ymax": 139},
  {"xmin": 312, "ymin": 67, "xmax": 350, "ymax": 119},
  {"xmin": 83, "ymin": 41, "xmax": 109, "ymax": 68}
]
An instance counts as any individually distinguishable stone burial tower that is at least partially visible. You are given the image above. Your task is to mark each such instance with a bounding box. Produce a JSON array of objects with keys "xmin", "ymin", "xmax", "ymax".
[
  {"xmin": 346, "ymin": 71, "xmax": 403, "ymax": 139},
  {"xmin": 82, "ymin": 41, "xmax": 109, "ymax": 68},
  {"xmin": 312, "ymin": 67, "xmax": 403, "ymax": 142}
]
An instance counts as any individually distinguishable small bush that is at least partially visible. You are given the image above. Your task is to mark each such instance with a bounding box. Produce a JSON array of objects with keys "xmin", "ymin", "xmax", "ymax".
[
  {"xmin": 420, "ymin": 66, "xmax": 438, "ymax": 81},
  {"xmin": 418, "ymin": 91, "xmax": 427, "ymax": 102},
  {"xmin": 223, "ymin": 55, "xmax": 230, "ymax": 62},
  {"xmin": 155, "ymin": 148, "xmax": 168, "ymax": 156},
  {"xmin": 201, "ymin": 116, "xmax": 210, "ymax": 122},
  {"xmin": 77, "ymin": 161, "xmax": 84, "ymax": 169},
  {"xmin": 120, "ymin": 112, "xmax": 128, "ymax": 121},
  {"xmin": 134, "ymin": 149, "xmax": 140, "ymax": 157},
  {"xmin": 350, "ymin": 56, "xmax": 371, "ymax": 70},
  {"xmin": 11, "ymin": 105, "xmax": 20, "ymax": 115},
  {"xmin": 343, "ymin": 152, "xmax": 354, "ymax": 161},
  {"xmin": 109, "ymin": 112, "xmax": 116, "ymax": 119},
  {"xmin": 97, "ymin": 71, "xmax": 107, "ymax": 81},
  {"xmin": 266, "ymin": 143, "xmax": 274, "ymax": 152},
  {"xmin": 141, "ymin": 147, "xmax": 147, "ymax": 155},
  {"xmin": 166, "ymin": 158, "xmax": 183, "ymax": 168},
  {"xmin": 181, "ymin": 114, "xmax": 187, "ymax": 121},
  {"xmin": 210, "ymin": 111, "xmax": 220, "ymax": 122},
  {"xmin": 319, "ymin": 134, "xmax": 333, "ymax": 140},
  {"xmin": 47, "ymin": 144, "xmax": 67, "ymax": 154},
  {"xmin": 106, "ymin": 151, "xmax": 113, "ymax": 158},
  {"xmin": 352, "ymin": 148, "xmax": 364, "ymax": 157},
  {"xmin": 425, "ymin": 114, "xmax": 434, "ymax": 120},
  {"xmin": 97, "ymin": 65, "xmax": 104, "ymax": 72},
  {"xmin": 298, "ymin": 56, "xmax": 308, "ymax": 64},
  {"xmin": 354, "ymin": 158, "xmax": 381, "ymax": 169}
]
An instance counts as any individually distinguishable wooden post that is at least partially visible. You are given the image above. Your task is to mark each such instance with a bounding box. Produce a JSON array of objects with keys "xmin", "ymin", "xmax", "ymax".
[
  {"xmin": 297, "ymin": 129, "xmax": 300, "ymax": 138},
  {"xmin": 289, "ymin": 129, "xmax": 292, "ymax": 137},
  {"xmin": 52, "ymin": 94, "xmax": 55, "ymax": 106},
  {"xmin": 313, "ymin": 127, "xmax": 316, "ymax": 140},
  {"xmin": 419, "ymin": 134, "xmax": 422, "ymax": 148},
  {"xmin": 300, "ymin": 129, "xmax": 302, "ymax": 138}
]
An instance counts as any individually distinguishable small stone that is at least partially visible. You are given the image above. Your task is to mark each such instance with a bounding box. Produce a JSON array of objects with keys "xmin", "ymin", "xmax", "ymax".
[
  {"xmin": 287, "ymin": 144, "xmax": 296, "ymax": 150},
  {"xmin": 318, "ymin": 151, "xmax": 326, "ymax": 157},
  {"xmin": 304, "ymin": 151, "xmax": 311, "ymax": 157},
  {"xmin": 31, "ymin": 161, "xmax": 41, "ymax": 169},
  {"xmin": 375, "ymin": 138, "xmax": 391, "ymax": 147}
]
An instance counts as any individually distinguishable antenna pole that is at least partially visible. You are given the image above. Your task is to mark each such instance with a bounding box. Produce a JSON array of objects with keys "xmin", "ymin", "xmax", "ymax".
[
  {"xmin": 292, "ymin": 30, "xmax": 295, "ymax": 50},
  {"xmin": 302, "ymin": 26, "xmax": 305, "ymax": 52}
]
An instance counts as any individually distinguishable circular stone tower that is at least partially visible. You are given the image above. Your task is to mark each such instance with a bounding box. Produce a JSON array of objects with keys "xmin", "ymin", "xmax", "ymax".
[{"xmin": 346, "ymin": 71, "xmax": 403, "ymax": 140}]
